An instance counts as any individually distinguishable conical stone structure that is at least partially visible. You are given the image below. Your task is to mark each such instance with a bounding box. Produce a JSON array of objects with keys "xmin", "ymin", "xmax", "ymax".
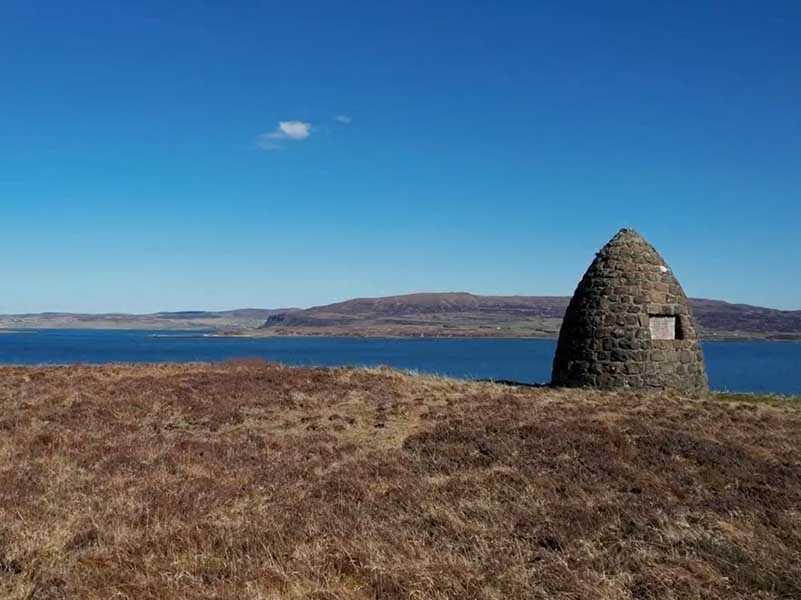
[{"xmin": 552, "ymin": 228, "xmax": 708, "ymax": 395}]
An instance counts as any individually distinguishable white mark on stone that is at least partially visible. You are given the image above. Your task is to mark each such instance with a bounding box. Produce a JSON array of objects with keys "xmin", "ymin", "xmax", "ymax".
[
  {"xmin": 650, "ymin": 316, "xmax": 677, "ymax": 340},
  {"xmin": 659, "ymin": 265, "xmax": 669, "ymax": 273}
]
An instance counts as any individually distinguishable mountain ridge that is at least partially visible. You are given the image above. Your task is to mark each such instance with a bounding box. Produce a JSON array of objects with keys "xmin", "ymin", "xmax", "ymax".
[
  {"xmin": 258, "ymin": 292, "xmax": 801, "ymax": 340},
  {"xmin": 2, "ymin": 293, "xmax": 799, "ymax": 340}
]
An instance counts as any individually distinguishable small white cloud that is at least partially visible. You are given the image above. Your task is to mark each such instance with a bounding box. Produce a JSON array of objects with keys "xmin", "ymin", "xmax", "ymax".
[
  {"xmin": 334, "ymin": 114, "xmax": 351, "ymax": 124},
  {"xmin": 258, "ymin": 120, "xmax": 312, "ymax": 150},
  {"xmin": 268, "ymin": 120, "xmax": 312, "ymax": 140}
]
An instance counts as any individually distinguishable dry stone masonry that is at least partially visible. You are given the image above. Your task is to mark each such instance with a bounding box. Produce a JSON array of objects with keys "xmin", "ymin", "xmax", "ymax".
[{"xmin": 552, "ymin": 228, "xmax": 709, "ymax": 395}]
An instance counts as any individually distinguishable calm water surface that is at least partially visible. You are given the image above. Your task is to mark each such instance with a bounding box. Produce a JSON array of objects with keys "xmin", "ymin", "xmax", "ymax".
[{"xmin": 0, "ymin": 329, "xmax": 799, "ymax": 394}]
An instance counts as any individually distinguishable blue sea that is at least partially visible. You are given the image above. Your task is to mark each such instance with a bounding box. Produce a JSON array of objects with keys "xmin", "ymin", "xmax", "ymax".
[{"xmin": 0, "ymin": 329, "xmax": 799, "ymax": 395}]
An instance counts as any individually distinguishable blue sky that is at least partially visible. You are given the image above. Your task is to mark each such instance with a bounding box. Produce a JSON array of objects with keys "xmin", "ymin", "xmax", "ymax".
[{"xmin": 1, "ymin": 1, "xmax": 799, "ymax": 313}]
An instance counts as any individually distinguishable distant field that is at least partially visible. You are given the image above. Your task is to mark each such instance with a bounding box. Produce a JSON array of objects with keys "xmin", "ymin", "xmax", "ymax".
[{"xmin": 1, "ymin": 362, "xmax": 800, "ymax": 599}]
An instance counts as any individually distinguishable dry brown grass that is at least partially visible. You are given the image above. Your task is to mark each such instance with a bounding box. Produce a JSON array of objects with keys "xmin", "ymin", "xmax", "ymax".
[{"xmin": 1, "ymin": 361, "xmax": 800, "ymax": 599}]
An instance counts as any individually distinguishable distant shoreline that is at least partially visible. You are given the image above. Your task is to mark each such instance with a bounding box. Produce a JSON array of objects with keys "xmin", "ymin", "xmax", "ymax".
[
  {"xmin": 1, "ymin": 327, "xmax": 799, "ymax": 342},
  {"xmin": 3, "ymin": 292, "xmax": 799, "ymax": 342},
  {"xmin": 168, "ymin": 331, "xmax": 801, "ymax": 343}
]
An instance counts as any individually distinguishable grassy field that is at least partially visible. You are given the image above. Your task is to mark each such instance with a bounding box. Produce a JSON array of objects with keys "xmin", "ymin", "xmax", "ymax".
[{"xmin": 1, "ymin": 362, "xmax": 800, "ymax": 599}]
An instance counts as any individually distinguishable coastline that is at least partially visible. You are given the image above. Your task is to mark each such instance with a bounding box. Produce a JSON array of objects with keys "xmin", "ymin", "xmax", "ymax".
[
  {"xmin": 3, "ymin": 327, "xmax": 799, "ymax": 342},
  {"xmin": 201, "ymin": 330, "xmax": 801, "ymax": 342}
]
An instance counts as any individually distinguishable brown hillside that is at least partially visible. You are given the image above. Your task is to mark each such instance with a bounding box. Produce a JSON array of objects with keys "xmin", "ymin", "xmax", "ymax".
[
  {"xmin": 312, "ymin": 292, "xmax": 569, "ymax": 317},
  {"xmin": 1, "ymin": 362, "xmax": 800, "ymax": 599},
  {"xmin": 259, "ymin": 292, "xmax": 801, "ymax": 339}
]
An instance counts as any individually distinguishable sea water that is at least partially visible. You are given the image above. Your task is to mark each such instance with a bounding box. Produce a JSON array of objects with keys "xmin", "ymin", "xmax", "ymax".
[{"xmin": 0, "ymin": 329, "xmax": 799, "ymax": 395}]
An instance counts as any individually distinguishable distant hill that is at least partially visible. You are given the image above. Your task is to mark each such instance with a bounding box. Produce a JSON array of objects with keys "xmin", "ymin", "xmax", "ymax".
[
  {"xmin": 3, "ymin": 293, "xmax": 799, "ymax": 340},
  {"xmin": 0, "ymin": 308, "xmax": 297, "ymax": 331},
  {"xmin": 687, "ymin": 299, "xmax": 801, "ymax": 339},
  {"xmin": 258, "ymin": 292, "xmax": 801, "ymax": 340}
]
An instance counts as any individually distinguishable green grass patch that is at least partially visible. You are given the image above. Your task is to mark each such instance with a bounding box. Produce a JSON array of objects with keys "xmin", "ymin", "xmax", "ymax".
[{"xmin": 714, "ymin": 391, "xmax": 801, "ymax": 408}]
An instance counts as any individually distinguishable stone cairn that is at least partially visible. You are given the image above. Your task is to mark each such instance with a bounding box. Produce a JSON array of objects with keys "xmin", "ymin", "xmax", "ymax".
[{"xmin": 552, "ymin": 228, "xmax": 709, "ymax": 395}]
